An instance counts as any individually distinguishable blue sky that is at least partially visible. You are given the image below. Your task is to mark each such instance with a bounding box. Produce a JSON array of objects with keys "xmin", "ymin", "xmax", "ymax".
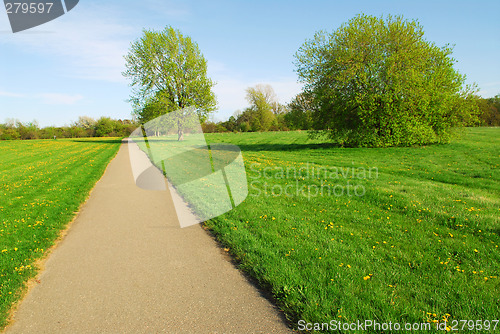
[{"xmin": 1, "ymin": 0, "xmax": 499, "ymax": 127}]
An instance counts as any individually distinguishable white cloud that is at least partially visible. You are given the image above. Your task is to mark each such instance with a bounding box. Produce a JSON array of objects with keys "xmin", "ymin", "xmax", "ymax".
[
  {"xmin": 477, "ymin": 81, "xmax": 500, "ymax": 98},
  {"xmin": 0, "ymin": 3, "xmax": 135, "ymax": 83},
  {"xmin": 0, "ymin": 1, "xmax": 194, "ymax": 83},
  {"xmin": 271, "ymin": 80, "xmax": 304, "ymax": 103},
  {"xmin": 36, "ymin": 93, "xmax": 83, "ymax": 105},
  {"xmin": 0, "ymin": 90, "xmax": 24, "ymax": 98},
  {"xmin": 0, "ymin": 89, "xmax": 83, "ymax": 104}
]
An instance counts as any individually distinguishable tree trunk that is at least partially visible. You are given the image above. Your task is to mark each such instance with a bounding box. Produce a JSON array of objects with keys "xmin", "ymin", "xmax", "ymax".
[{"xmin": 177, "ymin": 120, "xmax": 184, "ymax": 141}]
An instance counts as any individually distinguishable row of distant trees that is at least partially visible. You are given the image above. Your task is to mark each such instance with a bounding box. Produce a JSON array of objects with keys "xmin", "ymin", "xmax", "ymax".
[
  {"xmin": 0, "ymin": 116, "xmax": 138, "ymax": 141},
  {"xmin": 199, "ymin": 84, "xmax": 314, "ymax": 133},
  {"xmin": 201, "ymin": 86, "xmax": 500, "ymax": 134},
  {"xmin": 3, "ymin": 89, "xmax": 497, "ymax": 141},
  {"xmin": 477, "ymin": 95, "xmax": 500, "ymax": 126}
]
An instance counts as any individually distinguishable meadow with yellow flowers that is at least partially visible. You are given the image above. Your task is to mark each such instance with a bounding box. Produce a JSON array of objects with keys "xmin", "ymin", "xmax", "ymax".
[
  {"xmin": 204, "ymin": 127, "xmax": 500, "ymax": 332},
  {"xmin": 0, "ymin": 128, "xmax": 498, "ymax": 333},
  {"xmin": 0, "ymin": 138, "xmax": 121, "ymax": 328}
]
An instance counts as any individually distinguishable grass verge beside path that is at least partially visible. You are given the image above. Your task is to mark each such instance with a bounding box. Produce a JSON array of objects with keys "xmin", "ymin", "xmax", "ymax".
[
  {"xmin": 204, "ymin": 128, "xmax": 500, "ymax": 333},
  {"xmin": 0, "ymin": 138, "xmax": 121, "ymax": 329}
]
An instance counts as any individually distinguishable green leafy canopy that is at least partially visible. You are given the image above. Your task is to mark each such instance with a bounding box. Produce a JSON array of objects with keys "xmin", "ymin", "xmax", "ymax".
[
  {"xmin": 295, "ymin": 14, "xmax": 479, "ymax": 147},
  {"xmin": 123, "ymin": 26, "xmax": 217, "ymax": 124}
]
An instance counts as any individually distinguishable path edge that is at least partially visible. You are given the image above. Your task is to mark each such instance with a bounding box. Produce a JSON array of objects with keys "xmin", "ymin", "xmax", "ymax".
[{"xmin": 2, "ymin": 140, "xmax": 122, "ymax": 333}]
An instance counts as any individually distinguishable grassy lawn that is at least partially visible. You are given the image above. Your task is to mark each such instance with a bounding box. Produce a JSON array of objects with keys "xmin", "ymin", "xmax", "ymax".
[
  {"xmin": 1, "ymin": 129, "xmax": 498, "ymax": 333},
  {"xmin": 202, "ymin": 128, "xmax": 500, "ymax": 332},
  {"xmin": 0, "ymin": 138, "xmax": 121, "ymax": 329}
]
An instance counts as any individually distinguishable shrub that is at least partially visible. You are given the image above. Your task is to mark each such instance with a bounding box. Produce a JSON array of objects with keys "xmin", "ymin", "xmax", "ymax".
[{"xmin": 295, "ymin": 14, "xmax": 479, "ymax": 147}]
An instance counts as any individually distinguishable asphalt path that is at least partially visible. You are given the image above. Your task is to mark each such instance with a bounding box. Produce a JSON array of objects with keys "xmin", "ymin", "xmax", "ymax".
[{"xmin": 4, "ymin": 141, "xmax": 292, "ymax": 334}]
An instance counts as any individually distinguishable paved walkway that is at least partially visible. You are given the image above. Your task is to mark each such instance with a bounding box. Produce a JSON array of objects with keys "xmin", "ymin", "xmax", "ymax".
[{"xmin": 4, "ymin": 142, "xmax": 292, "ymax": 334}]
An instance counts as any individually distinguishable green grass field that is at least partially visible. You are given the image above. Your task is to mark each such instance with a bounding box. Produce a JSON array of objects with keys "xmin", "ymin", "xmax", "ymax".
[
  {"xmin": 0, "ymin": 138, "xmax": 121, "ymax": 329},
  {"xmin": 202, "ymin": 128, "xmax": 500, "ymax": 332},
  {"xmin": 1, "ymin": 129, "xmax": 498, "ymax": 333}
]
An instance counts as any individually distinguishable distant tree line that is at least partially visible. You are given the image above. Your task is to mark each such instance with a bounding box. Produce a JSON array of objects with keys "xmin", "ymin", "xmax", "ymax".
[
  {"xmin": 0, "ymin": 117, "xmax": 138, "ymax": 141},
  {"xmin": 2, "ymin": 92, "xmax": 496, "ymax": 141},
  {"xmin": 201, "ymin": 84, "xmax": 315, "ymax": 133},
  {"xmin": 201, "ymin": 88, "xmax": 499, "ymax": 134},
  {"xmin": 476, "ymin": 95, "xmax": 500, "ymax": 126}
]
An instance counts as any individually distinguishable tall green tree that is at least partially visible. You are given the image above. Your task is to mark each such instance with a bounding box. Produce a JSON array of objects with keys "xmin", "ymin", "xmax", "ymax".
[
  {"xmin": 94, "ymin": 117, "xmax": 116, "ymax": 137},
  {"xmin": 285, "ymin": 92, "xmax": 315, "ymax": 130},
  {"xmin": 295, "ymin": 14, "xmax": 479, "ymax": 147},
  {"xmin": 74, "ymin": 116, "xmax": 96, "ymax": 130},
  {"xmin": 244, "ymin": 84, "xmax": 277, "ymax": 131},
  {"xmin": 123, "ymin": 26, "xmax": 217, "ymax": 139}
]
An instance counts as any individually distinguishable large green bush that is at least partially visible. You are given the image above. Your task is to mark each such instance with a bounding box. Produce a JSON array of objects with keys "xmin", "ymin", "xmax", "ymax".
[{"xmin": 295, "ymin": 14, "xmax": 479, "ymax": 147}]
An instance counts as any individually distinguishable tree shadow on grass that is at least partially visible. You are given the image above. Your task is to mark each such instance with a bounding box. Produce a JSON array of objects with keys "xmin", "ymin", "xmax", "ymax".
[
  {"xmin": 229, "ymin": 142, "xmax": 342, "ymax": 153},
  {"xmin": 126, "ymin": 136, "xmax": 342, "ymax": 152},
  {"xmin": 489, "ymin": 228, "xmax": 500, "ymax": 237},
  {"xmin": 73, "ymin": 138, "xmax": 124, "ymax": 144}
]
